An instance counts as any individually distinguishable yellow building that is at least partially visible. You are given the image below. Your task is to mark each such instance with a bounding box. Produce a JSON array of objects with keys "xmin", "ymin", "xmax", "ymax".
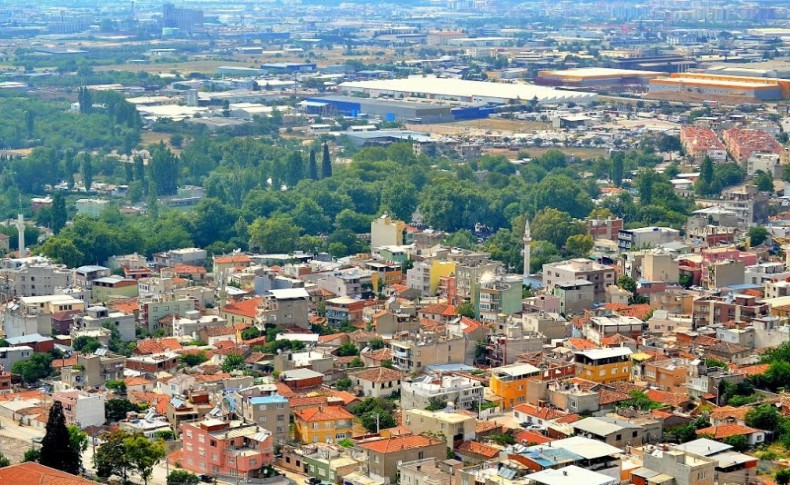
[
  {"xmin": 91, "ymin": 277, "xmax": 139, "ymax": 304},
  {"xmin": 293, "ymin": 405, "xmax": 356, "ymax": 444},
  {"xmin": 430, "ymin": 261, "xmax": 457, "ymax": 295},
  {"xmin": 490, "ymin": 363, "xmax": 541, "ymax": 410},
  {"xmin": 574, "ymin": 347, "xmax": 633, "ymax": 384},
  {"xmin": 371, "ymin": 215, "xmax": 406, "ymax": 249}
]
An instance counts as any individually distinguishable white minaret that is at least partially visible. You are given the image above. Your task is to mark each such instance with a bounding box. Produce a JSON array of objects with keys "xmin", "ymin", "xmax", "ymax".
[
  {"xmin": 15, "ymin": 213, "xmax": 24, "ymax": 257},
  {"xmin": 523, "ymin": 217, "xmax": 531, "ymax": 278}
]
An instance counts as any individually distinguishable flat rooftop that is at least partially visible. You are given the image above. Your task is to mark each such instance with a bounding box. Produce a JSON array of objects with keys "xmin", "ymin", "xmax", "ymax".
[{"xmin": 340, "ymin": 76, "xmax": 596, "ymax": 103}]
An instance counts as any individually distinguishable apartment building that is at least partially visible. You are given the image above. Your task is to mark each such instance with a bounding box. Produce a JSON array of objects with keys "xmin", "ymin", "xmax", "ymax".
[
  {"xmin": 489, "ymin": 362, "xmax": 541, "ymax": 409},
  {"xmin": 358, "ymin": 435, "xmax": 445, "ymax": 484},
  {"xmin": 404, "ymin": 409, "xmax": 476, "ymax": 447},
  {"xmin": 53, "ymin": 390, "xmax": 106, "ymax": 428},
  {"xmin": 574, "ymin": 347, "xmax": 632, "ymax": 384},
  {"xmin": 180, "ymin": 420, "xmax": 274, "ymax": 480},
  {"xmin": 401, "ymin": 374, "xmax": 484, "ymax": 411},
  {"xmin": 389, "ymin": 335, "xmax": 466, "ymax": 374},
  {"xmin": 543, "ymin": 259, "xmax": 616, "ymax": 303},
  {"xmin": 233, "ymin": 388, "xmax": 291, "ymax": 445}
]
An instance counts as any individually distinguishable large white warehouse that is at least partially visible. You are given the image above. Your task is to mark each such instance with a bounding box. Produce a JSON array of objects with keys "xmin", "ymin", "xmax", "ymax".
[{"xmin": 339, "ymin": 75, "xmax": 597, "ymax": 105}]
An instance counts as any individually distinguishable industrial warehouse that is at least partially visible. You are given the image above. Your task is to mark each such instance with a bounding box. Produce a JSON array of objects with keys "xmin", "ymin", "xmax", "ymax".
[
  {"xmin": 648, "ymin": 72, "xmax": 790, "ymax": 101},
  {"xmin": 338, "ymin": 75, "xmax": 598, "ymax": 106},
  {"xmin": 536, "ymin": 67, "xmax": 664, "ymax": 87},
  {"xmin": 301, "ymin": 95, "xmax": 495, "ymax": 123}
]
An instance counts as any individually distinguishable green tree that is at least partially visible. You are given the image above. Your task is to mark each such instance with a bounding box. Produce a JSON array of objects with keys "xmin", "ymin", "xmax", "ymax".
[
  {"xmin": 23, "ymin": 448, "xmax": 41, "ymax": 462},
  {"xmin": 180, "ymin": 352, "xmax": 208, "ymax": 367},
  {"xmin": 105, "ymin": 398, "xmax": 140, "ymax": 422},
  {"xmin": 221, "ymin": 353, "xmax": 246, "ymax": 373},
  {"xmin": 745, "ymin": 404, "xmax": 780, "ymax": 430},
  {"xmin": 754, "ymin": 170, "xmax": 774, "ymax": 192},
  {"xmin": 531, "ymin": 208, "xmax": 586, "ymax": 249},
  {"xmin": 610, "ymin": 152, "xmax": 624, "ymax": 187},
  {"xmin": 82, "ymin": 153, "xmax": 93, "ymax": 191},
  {"xmin": 533, "ymin": 174, "xmax": 593, "ymax": 219},
  {"xmin": 457, "ymin": 301, "xmax": 476, "ymax": 318},
  {"xmin": 425, "ymin": 396, "xmax": 447, "ymax": 411},
  {"xmin": 168, "ymin": 470, "xmax": 200, "ymax": 485},
  {"xmin": 241, "ymin": 327, "xmax": 262, "ymax": 341},
  {"xmin": 307, "ymin": 148, "xmax": 318, "ymax": 180},
  {"xmin": 565, "ymin": 234, "xmax": 593, "ymax": 258},
  {"xmin": 11, "ymin": 352, "xmax": 54, "ymax": 383},
  {"xmin": 722, "ymin": 434, "xmax": 749, "ymax": 452},
  {"xmin": 40, "ymin": 401, "xmax": 81, "ymax": 474},
  {"xmin": 51, "ymin": 192, "xmax": 67, "ymax": 234},
  {"xmin": 73, "ymin": 335, "xmax": 102, "ymax": 353},
  {"xmin": 0, "ymin": 452, "xmax": 9, "ymax": 468},
  {"xmin": 349, "ymin": 357, "xmax": 364, "ymax": 368},
  {"xmin": 95, "ymin": 429, "xmax": 133, "ymax": 482},
  {"xmin": 125, "ymin": 433, "xmax": 166, "ymax": 485},
  {"xmin": 748, "ymin": 226, "xmax": 770, "ymax": 247},
  {"xmin": 380, "ymin": 179, "xmax": 417, "ymax": 222},
  {"xmin": 335, "ymin": 377, "xmax": 353, "ymax": 391},
  {"xmin": 337, "ymin": 342, "xmax": 360, "ymax": 357},
  {"xmin": 149, "ymin": 142, "xmax": 179, "ymax": 196},
  {"xmin": 777, "ymin": 469, "xmax": 790, "ymax": 485},
  {"xmin": 368, "ymin": 338, "xmax": 385, "ymax": 350},
  {"xmin": 636, "ymin": 169, "xmax": 655, "ymax": 205},
  {"xmin": 322, "ymin": 142, "xmax": 332, "ymax": 178},
  {"xmin": 618, "ymin": 275, "xmax": 637, "ymax": 294},
  {"xmin": 40, "ymin": 237, "xmax": 84, "ymax": 267},
  {"xmin": 249, "ymin": 216, "xmax": 300, "ymax": 253}
]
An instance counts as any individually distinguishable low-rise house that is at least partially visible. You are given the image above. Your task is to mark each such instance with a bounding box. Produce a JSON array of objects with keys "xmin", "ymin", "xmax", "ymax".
[
  {"xmin": 572, "ymin": 416, "xmax": 660, "ymax": 448},
  {"xmin": 349, "ymin": 367, "xmax": 405, "ymax": 398},
  {"xmin": 293, "ymin": 405, "xmax": 355, "ymax": 444},
  {"xmin": 358, "ymin": 434, "xmax": 446, "ymax": 484},
  {"xmin": 404, "ymin": 409, "xmax": 475, "ymax": 448},
  {"xmin": 53, "ymin": 390, "xmax": 106, "ymax": 428},
  {"xmin": 126, "ymin": 351, "xmax": 180, "ymax": 374},
  {"xmin": 695, "ymin": 423, "xmax": 765, "ymax": 447}
]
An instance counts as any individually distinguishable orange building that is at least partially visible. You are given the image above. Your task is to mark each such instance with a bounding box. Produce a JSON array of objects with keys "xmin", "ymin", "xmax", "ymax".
[{"xmin": 489, "ymin": 363, "xmax": 541, "ymax": 409}]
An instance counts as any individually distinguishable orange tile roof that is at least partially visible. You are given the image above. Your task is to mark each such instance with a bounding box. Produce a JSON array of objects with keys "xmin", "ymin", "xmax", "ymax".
[
  {"xmin": 514, "ymin": 430, "xmax": 553, "ymax": 445},
  {"xmin": 566, "ymin": 338, "xmax": 598, "ymax": 351},
  {"xmin": 214, "ymin": 254, "xmax": 251, "ymax": 265},
  {"xmin": 460, "ymin": 316, "xmax": 485, "ymax": 334},
  {"xmin": 110, "ymin": 298, "xmax": 139, "ymax": 314},
  {"xmin": 645, "ymin": 389, "xmax": 689, "ymax": 407},
  {"xmin": 135, "ymin": 337, "xmax": 183, "ymax": 355},
  {"xmin": 318, "ymin": 333, "xmax": 347, "ymax": 343},
  {"xmin": 128, "ymin": 391, "xmax": 170, "ymax": 414},
  {"xmin": 599, "ymin": 389, "xmax": 631, "ymax": 406},
  {"xmin": 124, "ymin": 377, "xmax": 153, "ymax": 387},
  {"xmin": 327, "ymin": 390, "xmax": 359, "ymax": 406},
  {"xmin": 735, "ymin": 364, "xmax": 769, "ymax": 377},
  {"xmin": 362, "ymin": 348, "xmax": 392, "ymax": 362},
  {"xmin": 359, "ymin": 434, "xmax": 443, "ymax": 454},
  {"xmin": 289, "ymin": 396, "xmax": 328, "ymax": 409},
  {"xmin": 294, "ymin": 405, "xmax": 354, "ymax": 422},
  {"xmin": 457, "ymin": 440, "xmax": 500, "ymax": 458},
  {"xmin": 513, "ymin": 404, "xmax": 567, "ymax": 421},
  {"xmin": 221, "ymin": 297, "xmax": 262, "ymax": 319},
  {"xmin": 710, "ymin": 405, "xmax": 752, "ymax": 422},
  {"xmin": 193, "ymin": 372, "xmax": 232, "ymax": 382},
  {"xmin": 350, "ymin": 367, "xmax": 405, "ymax": 383},
  {"xmin": 172, "ymin": 264, "xmax": 207, "ymax": 274},
  {"xmin": 696, "ymin": 423, "xmax": 758, "ymax": 439},
  {"xmin": 0, "ymin": 462, "xmax": 96, "ymax": 484},
  {"xmin": 52, "ymin": 356, "xmax": 78, "ymax": 369}
]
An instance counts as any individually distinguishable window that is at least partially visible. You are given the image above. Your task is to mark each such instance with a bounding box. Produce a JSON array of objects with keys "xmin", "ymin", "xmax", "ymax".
[
  {"xmin": 632, "ymin": 431, "xmax": 637, "ymax": 438},
  {"xmin": 418, "ymin": 452, "xmax": 424, "ymax": 459},
  {"xmin": 374, "ymin": 456, "xmax": 380, "ymax": 463},
  {"xmin": 198, "ymin": 435, "xmax": 205, "ymax": 443},
  {"xmin": 186, "ymin": 430, "xmax": 193, "ymax": 438},
  {"xmin": 210, "ymin": 440, "xmax": 216, "ymax": 447},
  {"xmin": 250, "ymin": 459, "xmax": 257, "ymax": 466},
  {"xmin": 278, "ymin": 415, "xmax": 285, "ymax": 422},
  {"xmin": 199, "ymin": 448, "xmax": 205, "ymax": 456},
  {"xmin": 615, "ymin": 434, "xmax": 621, "ymax": 441}
]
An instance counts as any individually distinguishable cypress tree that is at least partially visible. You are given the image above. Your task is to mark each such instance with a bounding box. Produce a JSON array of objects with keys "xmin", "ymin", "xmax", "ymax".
[
  {"xmin": 82, "ymin": 154, "xmax": 93, "ymax": 191},
  {"xmin": 51, "ymin": 192, "xmax": 67, "ymax": 234},
  {"xmin": 39, "ymin": 401, "xmax": 81, "ymax": 474},
  {"xmin": 321, "ymin": 143, "xmax": 332, "ymax": 178},
  {"xmin": 308, "ymin": 148, "xmax": 318, "ymax": 180}
]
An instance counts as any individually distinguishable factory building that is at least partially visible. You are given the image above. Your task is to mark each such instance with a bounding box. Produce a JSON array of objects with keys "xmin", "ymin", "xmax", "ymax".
[
  {"xmin": 536, "ymin": 67, "xmax": 663, "ymax": 87},
  {"xmin": 338, "ymin": 76, "xmax": 597, "ymax": 106},
  {"xmin": 649, "ymin": 73, "xmax": 789, "ymax": 101},
  {"xmin": 303, "ymin": 95, "xmax": 493, "ymax": 123}
]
